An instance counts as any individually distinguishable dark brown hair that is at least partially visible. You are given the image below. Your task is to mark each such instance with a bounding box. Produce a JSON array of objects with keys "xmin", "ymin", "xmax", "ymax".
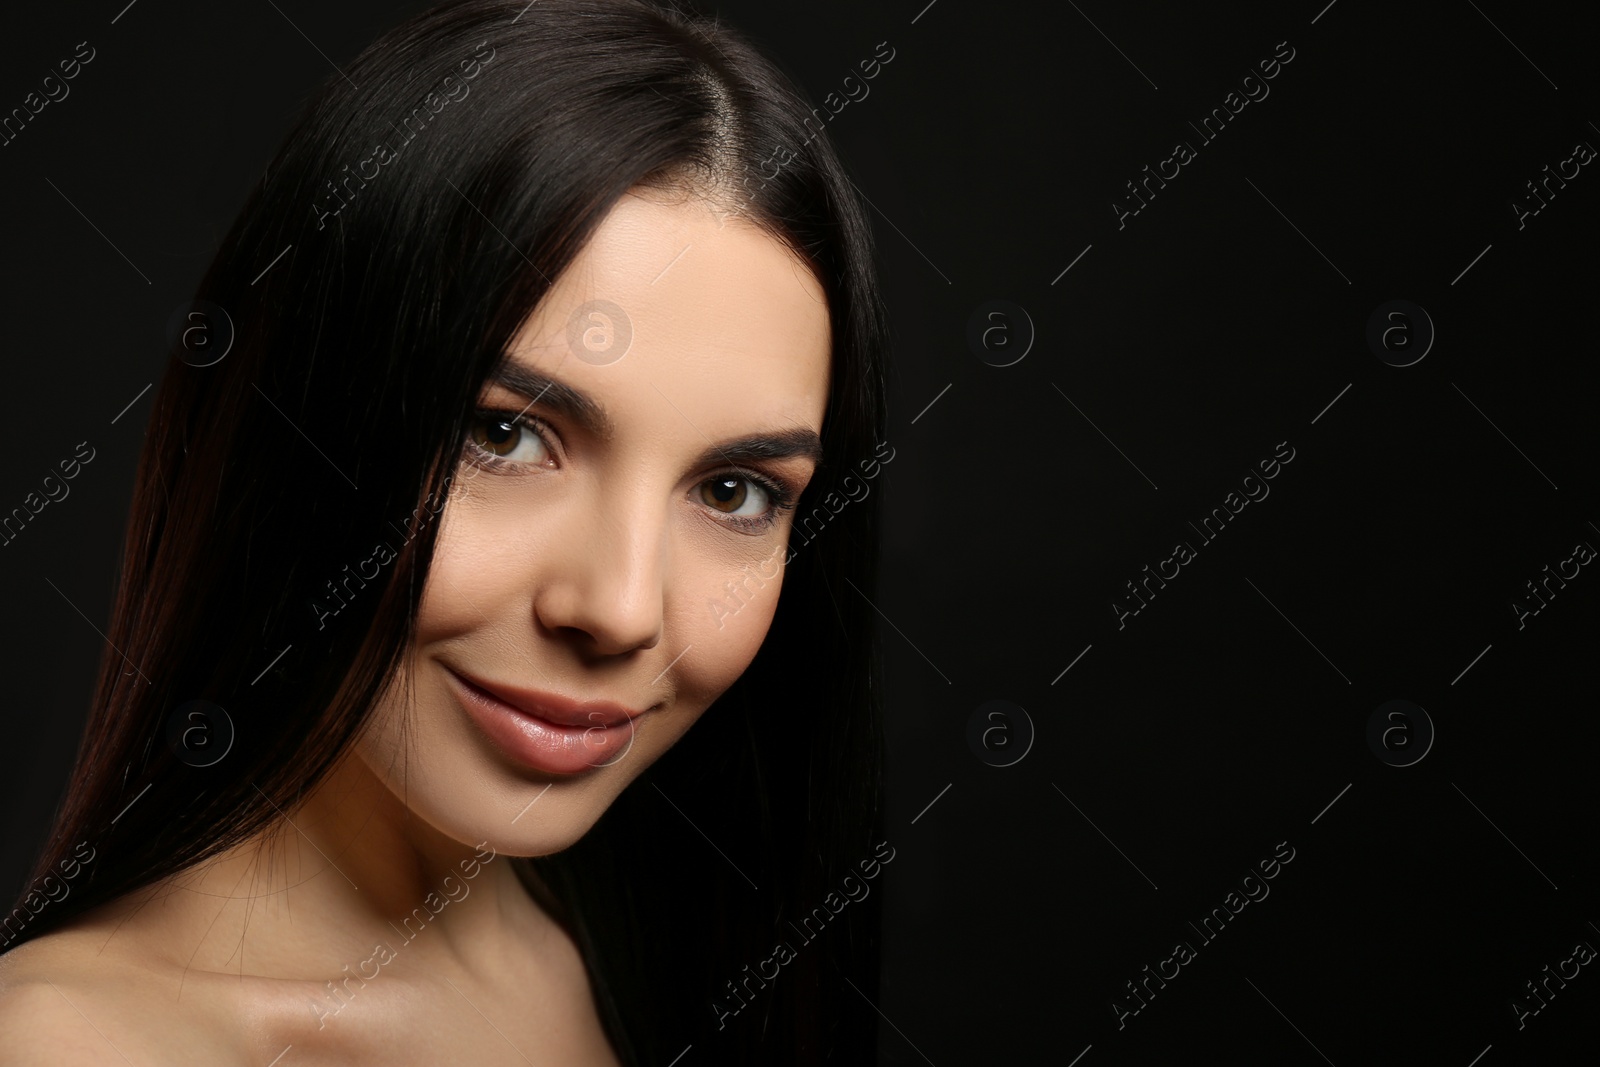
[{"xmin": 3, "ymin": 2, "xmax": 889, "ymax": 1063}]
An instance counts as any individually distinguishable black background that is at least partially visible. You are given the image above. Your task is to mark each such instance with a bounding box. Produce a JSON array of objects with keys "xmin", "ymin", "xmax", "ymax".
[{"xmin": 3, "ymin": 1, "xmax": 1597, "ymax": 1063}]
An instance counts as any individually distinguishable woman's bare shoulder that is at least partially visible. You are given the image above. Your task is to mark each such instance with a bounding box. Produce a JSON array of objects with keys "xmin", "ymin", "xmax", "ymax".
[
  {"xmin": 0, "ymin": 929, "xmax": 247, "ymax": 1066},
  {"xmin": 0, "ymin": 931, "xmax": 134, "ymax": 1064}
]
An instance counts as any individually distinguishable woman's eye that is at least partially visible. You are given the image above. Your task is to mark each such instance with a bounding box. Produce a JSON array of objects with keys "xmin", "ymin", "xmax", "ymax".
[
  {"xmin": 699, "ymin": 476, "xmax": 771, "ymax": 519},
  {"xmin": 468, "ymin": 413, "xmax": 550, "ymax": 466}
]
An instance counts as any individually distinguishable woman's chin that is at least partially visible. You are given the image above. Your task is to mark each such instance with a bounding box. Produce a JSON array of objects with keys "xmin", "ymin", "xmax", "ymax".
[{"xmin": 353, "ymin": 749, "xmax": 610, "ymax": 859}]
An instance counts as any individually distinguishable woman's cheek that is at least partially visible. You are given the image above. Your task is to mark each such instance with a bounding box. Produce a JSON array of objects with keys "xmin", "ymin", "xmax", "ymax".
[
  {"xmin": 353, "ymin": 659, "xmax": 417, "ymax": 776},
  {"xmin": 682, "ymin": 553, "xmax": 785, "ymax": 688},
  {"xmin": 416, "ymin": 494, "xmax": 530, "ymax": 637}
]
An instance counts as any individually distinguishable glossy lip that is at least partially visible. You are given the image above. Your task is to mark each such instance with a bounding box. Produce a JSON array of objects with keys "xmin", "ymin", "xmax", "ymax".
[
  {"xmin": 446, "ymin": 667, "xmax": 649, "ymax": 776},
  {"xmin": 456, "ymin": 669, "xmax": 646, "ymax": 726}
]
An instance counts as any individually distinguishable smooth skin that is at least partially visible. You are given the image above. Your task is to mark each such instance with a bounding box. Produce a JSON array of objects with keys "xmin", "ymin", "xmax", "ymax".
[{"xmin": 0, "ymin": 185, "xmax": 832, "ymax": 1065}]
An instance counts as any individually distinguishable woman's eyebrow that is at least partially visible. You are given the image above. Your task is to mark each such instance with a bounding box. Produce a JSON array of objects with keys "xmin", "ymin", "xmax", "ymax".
[
  {"xmin": 491, "ymin": 359, "xmax": 616, "ymax": 440},
  {"xmin": 697, "ymin": 428, "xmax": 824, "ymax": 469},
  {"xmin": 489, "ymin": 358, "xmax": 824, "ymax": 468}
]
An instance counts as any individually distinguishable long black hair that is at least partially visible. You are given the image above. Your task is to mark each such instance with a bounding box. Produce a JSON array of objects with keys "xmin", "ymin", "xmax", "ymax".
[{"xmin": 2, "ymin": 1, "xmax": 889, "ymax": 1062}]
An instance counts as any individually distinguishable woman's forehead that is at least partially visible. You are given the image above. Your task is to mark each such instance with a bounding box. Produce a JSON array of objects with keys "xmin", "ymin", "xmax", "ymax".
[{"xmin": 499, "ymin": 191, "xmax": 832, "ymax": 432}]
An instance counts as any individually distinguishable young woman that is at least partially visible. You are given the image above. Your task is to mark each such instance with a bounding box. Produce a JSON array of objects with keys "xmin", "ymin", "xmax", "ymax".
[{"xmin": 0, "ymin": 1, "xmax": 891, "ymax": 1063}]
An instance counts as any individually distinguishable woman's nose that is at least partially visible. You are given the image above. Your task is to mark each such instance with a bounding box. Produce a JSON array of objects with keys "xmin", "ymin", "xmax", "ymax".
[{"xmin": 530, "ymin": 492, "xmax": 667, "ymax": 657}]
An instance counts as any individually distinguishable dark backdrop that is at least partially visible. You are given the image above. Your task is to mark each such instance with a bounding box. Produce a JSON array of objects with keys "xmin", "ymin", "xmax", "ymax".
[{"xmin": 3, "ymin": 1, "xmax": 1596, "ymax": 1063}]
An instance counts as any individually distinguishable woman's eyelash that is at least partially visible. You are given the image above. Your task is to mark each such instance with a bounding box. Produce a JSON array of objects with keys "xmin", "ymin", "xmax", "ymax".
[
  {"xmin": 462, "ymin": 408, "xmax": 801, "ymax": 531},
  {"xmin": 463, "ymin": 408, "xmax": 557, "ymax": 470},
  {"xmin": 715, "ymin": 468, "xmax": 799, "ymax": 532}
]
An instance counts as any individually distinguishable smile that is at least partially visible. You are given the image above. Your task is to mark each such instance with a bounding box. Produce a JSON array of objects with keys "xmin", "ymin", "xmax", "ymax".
[{"xmin": 445, "ymin": 667, "xmax": 645, "ymax": 776}]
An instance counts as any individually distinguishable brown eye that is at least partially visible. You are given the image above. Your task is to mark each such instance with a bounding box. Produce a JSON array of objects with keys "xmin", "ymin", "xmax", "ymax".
[
  {"xmin": 467, "ymin": 412, "xmax": 550, "ymax": 465},
  {"xmin": 701, "ymin": 477, "xmax": 745, "ymax": 513},
  {"xmin": 699, "ymin": 476, "xmax": 770, "ymax": 519},
  {"xmin": 472, "ymin": 416, "xmax": 518, "ymax": 456}
]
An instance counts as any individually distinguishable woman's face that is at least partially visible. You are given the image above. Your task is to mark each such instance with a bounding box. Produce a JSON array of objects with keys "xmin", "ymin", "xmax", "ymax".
[{"xmin": 354, "ymin": 187, "xmax": 832, "ymax": 856}]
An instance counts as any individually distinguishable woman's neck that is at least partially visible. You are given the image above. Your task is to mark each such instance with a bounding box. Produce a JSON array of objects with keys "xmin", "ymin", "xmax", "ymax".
[{"xmin": 88, "ymin": 749, "xmax": 544, "ymax": 984}]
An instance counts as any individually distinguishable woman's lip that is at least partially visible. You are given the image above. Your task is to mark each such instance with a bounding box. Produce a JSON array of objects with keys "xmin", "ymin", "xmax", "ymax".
[
  {"xmin": 453, "ymin": 670, "xmax": 646, "ymax": 727},
  {"xmin": 445, "ymin": 669, "xmax": 641, "ymax": 776}
]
